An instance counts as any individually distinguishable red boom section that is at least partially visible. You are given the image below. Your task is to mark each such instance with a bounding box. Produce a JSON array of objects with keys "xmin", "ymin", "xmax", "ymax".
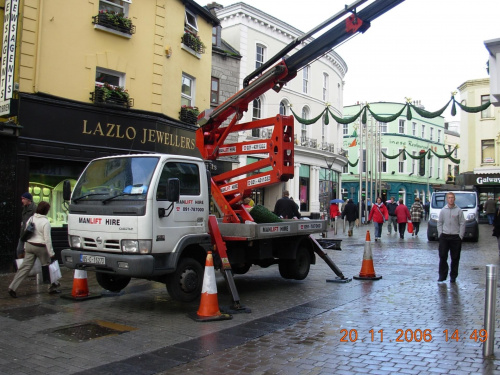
[{"xmin": 197, "ymin": 115, "xmax": 294, "ymax": 223}]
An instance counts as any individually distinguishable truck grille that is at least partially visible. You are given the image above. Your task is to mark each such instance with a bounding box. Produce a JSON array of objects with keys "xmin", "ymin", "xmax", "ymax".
[{"xmin": 82, "ymin": 238, "xmax": 121, "ymax": 251}]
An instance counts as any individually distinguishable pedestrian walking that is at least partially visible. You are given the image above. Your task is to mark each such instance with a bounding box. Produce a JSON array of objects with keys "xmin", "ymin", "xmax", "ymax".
[
  {"xmin": 329, "ymin": 202, "xmax": 340, "ymax": 228},
  {"xmin": 274, "ymin": 190, "xmax": 301, "ymax": 219},
  {"xmin": 368, "ymin": 197, "xmax": 388, "ymax": 241},
  {"xmin": 341, "ymin": 199, "xmax": 358, "ymax": 236},
  {"xmin": 492, "ymin": 205, "xmax": 500, "ymax": 256},
  {"xmin": 410, "ymin": 197, "xmax": 424, "ymax": 236},
  {"xmin": 17, "ymin": 192, "xmax": 37, "ymax": 259},
  {"xmin": 483, "ymin": 197, "xmax": 496, "ymax": 225},
  {"xmin": 395, "ymin": 199, "xmax": 411, "ymax": 239},
  {"xmin": 385, "ymin": 196, "xmax": 398, "ymax": 235},
  {"xmin": 8, "ymin": 201, "xmax": 61, "ymax": 298},
  {"xmin": 424, "ymin": 199, "xmax": 430, "ymax": 221},
  {"xmin": 437, "ymin": 192, "xmax": 465, "ymax": 283}
]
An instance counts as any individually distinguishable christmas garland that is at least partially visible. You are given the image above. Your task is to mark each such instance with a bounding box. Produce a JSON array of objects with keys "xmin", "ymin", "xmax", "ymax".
[
  {"xmin": 379, "ymin": 145, "xmax": 460, "ymax": 164},
  {"xmin": 290, "ymin": 95, "xmax": 491, "ymax": 126}
]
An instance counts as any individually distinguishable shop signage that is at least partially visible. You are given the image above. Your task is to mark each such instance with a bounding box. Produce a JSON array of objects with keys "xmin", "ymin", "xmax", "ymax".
[
  {"xmin": 18, "ymin": 95, "xmax": 200, "ymax": 157},
  {"xmin": 476, "ymin": 176, "xmax": 500, "ymax": 185},
  {"xmin": 0, "ymin": 99, "xmax": 10, "ymax": 116},
  {"xmin": 0, "ymin": 0, "xmax": 19, "ymax": 100}
]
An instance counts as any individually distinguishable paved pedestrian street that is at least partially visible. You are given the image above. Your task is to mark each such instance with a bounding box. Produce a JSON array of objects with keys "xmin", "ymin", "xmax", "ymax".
[{"xmin": 1, "ymin": 221, "xmax": 500, "ymax": 374}]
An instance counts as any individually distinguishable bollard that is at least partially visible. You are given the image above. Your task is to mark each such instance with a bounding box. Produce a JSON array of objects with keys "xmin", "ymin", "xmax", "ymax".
[{"xmin": 483, "ymin": 264, "xmax": 497, "ymax": 358}]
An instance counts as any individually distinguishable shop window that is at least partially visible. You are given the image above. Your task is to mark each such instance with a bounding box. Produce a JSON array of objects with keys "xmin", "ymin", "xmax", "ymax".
[
  {"xmin": 482, "ymin": 139, "xmax": 495, "ymax": 163},
  {"xmin": 299, "ymin": 165, "xmax": 310, "ymax": 212}
]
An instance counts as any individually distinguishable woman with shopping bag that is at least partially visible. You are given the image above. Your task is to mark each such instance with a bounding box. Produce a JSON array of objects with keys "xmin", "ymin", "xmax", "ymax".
[
  {"xmin": 8, "ymin": 201, "xmax": 61, "ymax": 298},
  {"xmin": 395, "ymin": 199, "xmax": 411, "ymax": 239},
  {"xmin": 410, "ymin": 197, "xmax": 424, "ymax": 237}
]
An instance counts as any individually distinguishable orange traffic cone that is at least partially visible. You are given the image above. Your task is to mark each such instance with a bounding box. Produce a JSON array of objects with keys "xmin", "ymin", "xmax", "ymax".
[
  {"xmin": 353, "ymin": 231, "xmax": 382, "ymax": 280},
  {"xmin": 61, "ymin": 269, "xmax": 102, "ymax": 301},
  {"xmin": 190, "ymin": 251, "xmax": 232, "ymax": 322}
]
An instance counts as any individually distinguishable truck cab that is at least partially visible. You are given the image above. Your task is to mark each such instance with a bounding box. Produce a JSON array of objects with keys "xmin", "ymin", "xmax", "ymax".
[{"xmin": 427, "ymin": 191, "xmax": 479, "ymax": 242}]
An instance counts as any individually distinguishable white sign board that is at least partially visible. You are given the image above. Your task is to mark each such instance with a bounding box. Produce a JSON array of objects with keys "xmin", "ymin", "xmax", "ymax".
[{"xmin": 0, "ymin": 0, "xmax": 19, "ymax": 100}]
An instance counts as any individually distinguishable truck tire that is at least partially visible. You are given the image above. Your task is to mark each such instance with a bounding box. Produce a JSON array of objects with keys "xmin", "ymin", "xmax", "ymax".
[
  {"xmin": 166, "ymin": 258, "xmax": 203, "ymax": 302},
  {"xmin": 279, "ymin": 246, "xmax": 311, "ymax": 280},
  {"xmin": 232, "ymin": 263, "xmax": 251, "ymax": 275},
  {"xmin": 96, "ymin": 273, "xmax": 131, "ymax": 292}
]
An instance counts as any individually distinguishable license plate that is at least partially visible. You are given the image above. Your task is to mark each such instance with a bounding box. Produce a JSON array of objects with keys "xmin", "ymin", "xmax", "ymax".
[{"xmin": 81, "ymin": 254, "xmax": 106, "ymax": 265}]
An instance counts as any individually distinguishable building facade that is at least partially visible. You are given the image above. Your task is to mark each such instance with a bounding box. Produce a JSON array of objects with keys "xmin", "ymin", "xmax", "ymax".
[
  {"xmin": 214, "ymin": 3, "xmax": 348, "ymax": 216},
  {"xmin": 457, "ymin": 78, "xmax": 500, "ymax": 209},
  {"xmin": 0, "ymin": 0, "xmax": 219, "ymax": 271},
  {"xmin": 342, "ymin": 102, "xmax": 446, "ymax": 206}
]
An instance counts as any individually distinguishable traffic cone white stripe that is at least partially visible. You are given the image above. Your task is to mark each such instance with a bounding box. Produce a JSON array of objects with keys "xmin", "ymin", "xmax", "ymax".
[{"xmin": 201, "ymin": 266, "xmax": 217, "ymax": 294}]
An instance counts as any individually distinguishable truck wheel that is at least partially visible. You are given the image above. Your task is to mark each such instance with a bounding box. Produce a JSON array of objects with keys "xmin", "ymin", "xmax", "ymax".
[
  {"xmin": 166, "ymin": 258, "xmax": 203, "ymax": 302},
  {"xmin": 96, "ymin": 273, "xmax": 131, "ymax": 292},
  {"xmin": 279, "ymin": 246, "xmax": 311, "ymax": 280},
  {"xmin": 232, "ymin": 263, "xmax": 251, "ymax": 275}
]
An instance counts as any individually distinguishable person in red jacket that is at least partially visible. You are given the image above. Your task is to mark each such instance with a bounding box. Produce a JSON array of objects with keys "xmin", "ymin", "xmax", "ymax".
[
  {"xmin": 395, "ymin": 199, "xmax": 411, "ymax": 239},
  {"xmin": 329, "ymin": 203, "xmax": 341, "ymax": 228},
  {"xmin": 368, "ymin": 197, "xmax": 388, "ymax": 241}
]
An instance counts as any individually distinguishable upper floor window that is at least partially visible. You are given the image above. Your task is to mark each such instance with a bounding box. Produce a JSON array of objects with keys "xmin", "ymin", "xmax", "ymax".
[
  {"xmin": 96, "ymin": 68, "xmax": 123, "ymax": 87},
  {"xmin": 481, "ymin": 95, "xmax": 493, "ymax": 118},
  {"xmin": 185, "ymin": 9, "xmax": 198, "ymax": 32},
  {"xmin": 256, "ymin": 44, "xmax": 265, "ymax": 69},
  {"xmin": 421, "ymin": 124, "xmax": 425, "ymax": 139},
  {"xmin": 99, "ymin": 0, "xmax": 129, "ymax": 15},
  {"xmin": 252, "ymin": 97, "xmax": 262, "ymax": 137},
  {"xmin": 437, "ymin": 129, "xmax": 441, "ymax": 143},
  {"xmin": 379, "ymin": 122, "xmax": 387, "ymax": 133},
  {"xmin": 279, "ymin": 100, "xmax": 288, "ymax": 115},
  {"xmin": 398, "ymin": 148, "xmax": 405, "ymax": 173},
  {"xmin": 181, "ymin": 74, "xmax": 195, "ymax": 106},
  {"xmin": 212, "ymin": 26, "xmax": 217, "ymax": 45},
  {"xmin": 343, "ymin": 123, "xmax": 348, "ymax": 135},
  {"xmin": 482, "ymin": 139, "xmax": 495, "ymax": 163},
  {"xmin": 302, "ymin": 66, "xmax": 310, "ymax": 94},
  {"xmin": 93, "ymin": 67, "xmax": 131, "ymax": 107},
  {"xmin": 412, "ymin": 122, "xmax": 417, "ymax": 136},
  {"xmin": 430, "ymin": 127, "xmax": 434, "ymax": 141},
  {"xmin": 301, "ymin": 107, "xmax": 309, "ymax": 140},
  {"xmin": 210, "ymin": 77, "xmax": 219, "ymax": 106},
  {"xmin": 322, "ymin": 73, "xmax": 329, "ymax": 102},
  {"xmin": 381, "ymin": 148, "xmax": 387, "ymax": 173},
  {"xmin": 398, "ymin": 119, "xmax": 405, "ymax": 134}
]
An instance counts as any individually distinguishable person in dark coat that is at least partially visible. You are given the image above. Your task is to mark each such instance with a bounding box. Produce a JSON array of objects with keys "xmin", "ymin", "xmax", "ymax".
[
  {"xmin": 385, "ymin": 196, "xmax": 398, "ymax": 235},
  {"xmin": 493, "ymin": 205, "xmax": 500, "ymax": 256},
  {"xmin": 341, "ymin": 199, "xmax": 358, "ymax": 236},
  {"xmin": 17, "ymin": 192, "xmax": 37, "ymax": 259},
  {"xmin": 274, "ymin": 190, "xmax": 301, "ymax": 219}
]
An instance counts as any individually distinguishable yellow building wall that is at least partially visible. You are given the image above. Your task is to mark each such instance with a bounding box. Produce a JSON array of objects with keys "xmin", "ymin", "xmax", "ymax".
[{"xmin": 17, "ymin": 0, "xmax": 213, "ymax": 119}]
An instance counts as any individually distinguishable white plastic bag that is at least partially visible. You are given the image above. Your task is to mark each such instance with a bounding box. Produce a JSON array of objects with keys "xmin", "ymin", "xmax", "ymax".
[
  {"xmin": 49, "ymin": 260, "xmax": 62, "ymax": 283},
  {"xmin": 15, "ymin": 257, "xmax": 42, "ymax": 276}
]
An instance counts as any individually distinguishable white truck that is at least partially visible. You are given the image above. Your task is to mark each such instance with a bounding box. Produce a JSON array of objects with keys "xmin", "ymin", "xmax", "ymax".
[
  {"xmin": 427, "ymin": 190, "xmax": 479, "ymax": 242},
  {"xmin": 60, "ymin": 154, "xmax": 342, "ymax": 304}
]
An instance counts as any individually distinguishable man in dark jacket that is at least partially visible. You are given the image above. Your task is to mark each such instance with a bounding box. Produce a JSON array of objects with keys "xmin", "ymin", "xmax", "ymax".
[
  {"xmin": 17, "ymin": 192, "xmax": 37, "ymax": 258},
  {"xmin": 342, "ymin": 199, "xmax": 358, "ymax": 236},
  {"xmin": 274, "ymin": 190, "xmax": 301, "ymax": 219},
  {"xmin": 385, "ymin": 196, "xmax": 398, "ymax": 235}
]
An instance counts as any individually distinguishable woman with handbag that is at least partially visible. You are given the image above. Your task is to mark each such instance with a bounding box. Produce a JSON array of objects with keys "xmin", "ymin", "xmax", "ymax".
[
  {"xmin": 395, "ymin": 199, "xmax": 411, "ymax": 239},
  {"xmin": 368, "ymin": 197, "xmax": 389, "ymax": 241},
  {"xmin": 8, "ymin": 201, "xmax": 60, "ymax": 298},
  {"xmin": 410, "ymin": 197, "xmax": 424, "ymax": 237}
]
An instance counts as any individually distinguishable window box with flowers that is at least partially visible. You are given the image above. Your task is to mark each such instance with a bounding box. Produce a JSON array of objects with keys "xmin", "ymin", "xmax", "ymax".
[
  {"xmin": 91, "ymin": 83, "xmax": 133, "ymax": 108},
  {"xmin": 179, "ymin": 105, "xmax": 199, "ymax": 124},
  {"xmin": 181, "ymin": 32, "xmax": 206, "ymax": 55},
  {"xmin": 93, "ymin": 10, "xmax": 136, "ymax": 36}
]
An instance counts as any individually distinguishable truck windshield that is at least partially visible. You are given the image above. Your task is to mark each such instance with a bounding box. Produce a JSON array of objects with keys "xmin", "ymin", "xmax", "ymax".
[
  {"xmin": 432, "ymin": 193, "xmax": 476, "ymax": 209},
  {"xmin": 72, "ymin": 156, "xmax": 159, "ymax": 202}
]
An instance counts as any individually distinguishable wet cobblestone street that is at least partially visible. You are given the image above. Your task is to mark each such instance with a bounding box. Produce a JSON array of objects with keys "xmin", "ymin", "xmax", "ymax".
[{"xmin": 1, "ymin": 221, "xmax": 500, "ymax": 374}]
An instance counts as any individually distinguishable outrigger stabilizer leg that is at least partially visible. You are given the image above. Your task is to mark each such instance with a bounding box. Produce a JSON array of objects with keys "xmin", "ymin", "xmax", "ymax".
[
  {"xmin": 309, "ymin": 236, "xmax": 352, "ymax": 283},
  {"xmin": 208, "ymin": 215, "xmax": 251, "ymax": 313}
]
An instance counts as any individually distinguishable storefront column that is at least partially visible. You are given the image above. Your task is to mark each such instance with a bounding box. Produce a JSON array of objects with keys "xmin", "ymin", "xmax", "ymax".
[{"xmin": 310, "ymin": 166, "xmax": 320, "ymax": 213}]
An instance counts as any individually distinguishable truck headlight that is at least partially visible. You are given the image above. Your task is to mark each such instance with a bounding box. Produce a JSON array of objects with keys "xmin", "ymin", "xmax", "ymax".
[
  {"xmin": 430, "ymin": 213, "xmax": 438, "ymax": 221},
  {"xmin": 70, "ymin": 236, "xmax": 82, "ymax": 249},
  {"xmin": 466, "ymin": 213, "xmax": 476, "ymax": 221},
  {"xmin": 122, "ymin": 240, "xmax": 152, "ymax": 254}
]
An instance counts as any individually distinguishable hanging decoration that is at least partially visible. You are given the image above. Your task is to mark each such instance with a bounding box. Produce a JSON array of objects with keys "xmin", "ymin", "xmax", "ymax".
[
  {"xmin": 289, "ymin": 94, "xmax": 491, "ymax": 126},
  {"xmin": 380, "ymin": 145, "xmax": 460, "ymax": 164}
]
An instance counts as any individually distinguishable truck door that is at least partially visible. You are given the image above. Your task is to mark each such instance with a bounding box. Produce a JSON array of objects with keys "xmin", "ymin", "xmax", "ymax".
[{"xmin": 152, "ymin": 161, "xmax": 207, "ymax": 252}]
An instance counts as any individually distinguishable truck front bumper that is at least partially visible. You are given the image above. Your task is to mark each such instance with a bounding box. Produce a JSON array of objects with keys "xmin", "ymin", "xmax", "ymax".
[
  {"xmin": 61, "ymin": 249, "xmax": 162, "ymax": 278},
  {"xmin": 427, "ymin": 220, "xmax": 479, "ymax": 241}
]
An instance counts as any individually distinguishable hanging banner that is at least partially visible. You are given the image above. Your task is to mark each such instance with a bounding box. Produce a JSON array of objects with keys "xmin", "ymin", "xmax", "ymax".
[{"xmin": 0, "ymin": 0, "xmax": 19, "ymax": 100}]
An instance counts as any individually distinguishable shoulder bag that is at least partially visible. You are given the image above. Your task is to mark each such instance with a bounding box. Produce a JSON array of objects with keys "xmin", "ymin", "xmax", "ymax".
[{"xmin": 20, "ymin": 217, "xmax": 35, "ymax": 242}]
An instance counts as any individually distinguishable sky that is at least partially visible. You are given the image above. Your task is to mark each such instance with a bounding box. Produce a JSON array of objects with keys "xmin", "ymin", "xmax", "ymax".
[{"xmin": 197, "ymin": 0, "xmax": 500, "ymax": 122}]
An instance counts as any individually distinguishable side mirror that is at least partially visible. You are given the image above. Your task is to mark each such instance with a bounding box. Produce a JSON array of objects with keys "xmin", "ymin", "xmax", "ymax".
[
  {"xmin": 63, "ymin": 180, "xmax": 72, "ymax": 201},
  {"xmin": 166, "ymin": 178, "xmax": 180, "ymax": 202}
]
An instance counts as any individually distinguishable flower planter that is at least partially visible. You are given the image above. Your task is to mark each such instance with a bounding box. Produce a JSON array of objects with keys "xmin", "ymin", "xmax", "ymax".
[
  {"xmin": 181, "ymin": 32, "xmax": 205, "ymax": 54},
  {"xmin": 179, "ymin": 107, "xmax": 199, "ymax": 124},
  {"xmin": 93, "ymin": 13, "xmax": 135, "ymax": 35},
  {"xmin": 91, "ymin": 87, "xmax": 132, "ymax": 108}
]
